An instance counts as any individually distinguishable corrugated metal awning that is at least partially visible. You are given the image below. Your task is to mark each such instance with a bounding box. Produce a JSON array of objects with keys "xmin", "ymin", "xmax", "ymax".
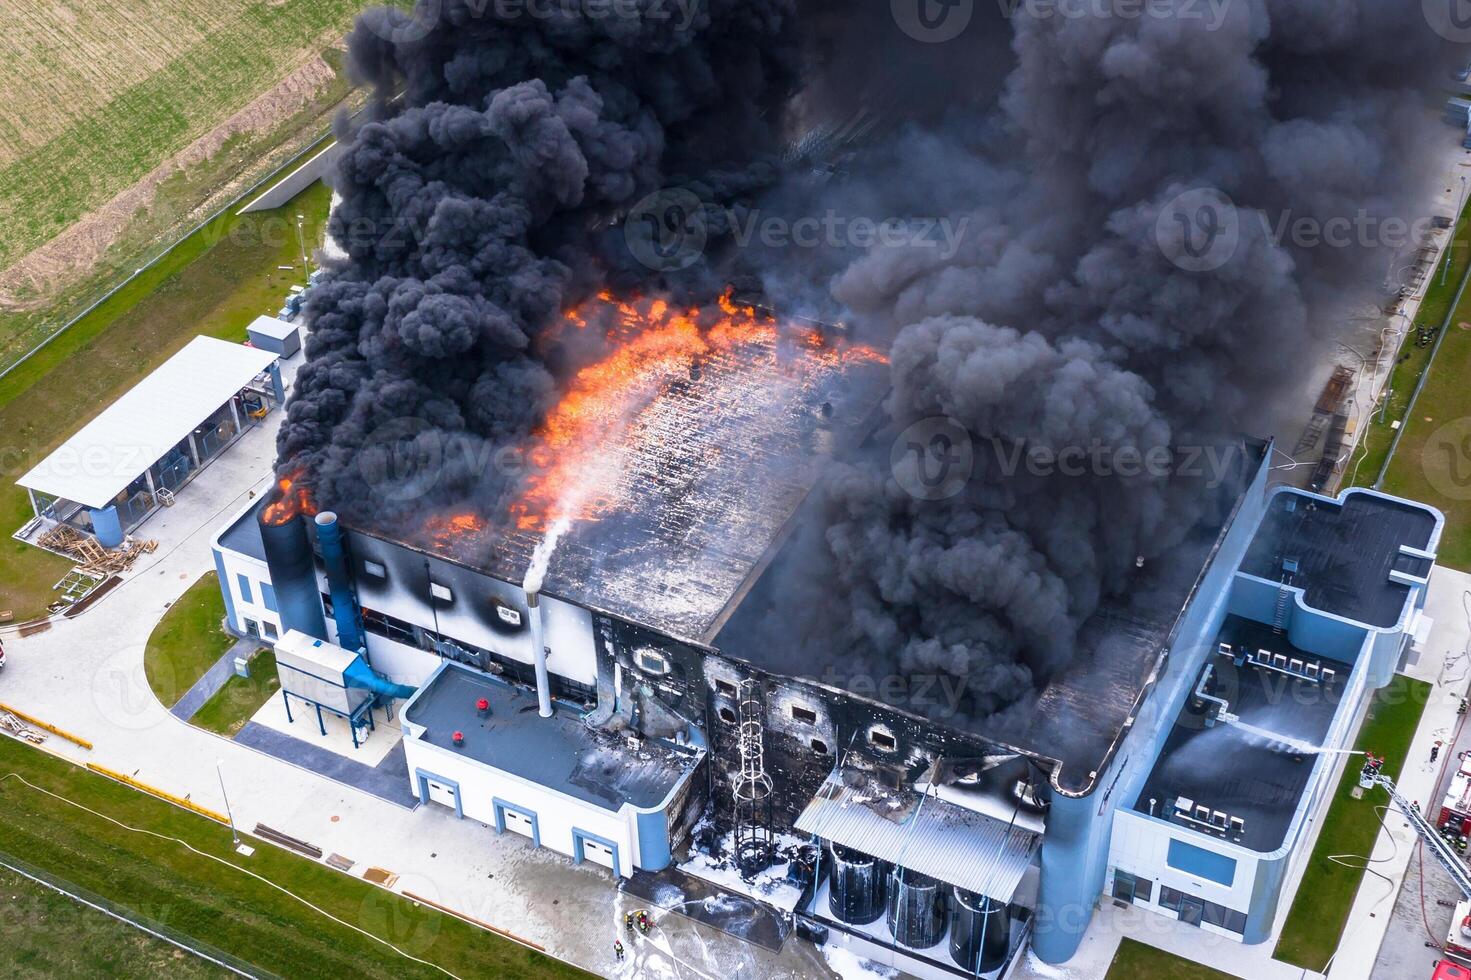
[{"xmin": 795, "ymin": 772, "xmax": 1039, "ymax": 900}]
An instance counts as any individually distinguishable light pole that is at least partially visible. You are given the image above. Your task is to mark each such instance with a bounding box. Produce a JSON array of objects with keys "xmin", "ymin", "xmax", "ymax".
[
  {"xmin": 217, "ymin": 759, "xmax": 239, "ymax": 846},
  {"xmin": 1444, "ymin": 175, "xmax": 1468, "ymax": 287},
  {"xmin": 295, "ymin": 213, "xmax": 309, "ymax": 282}
]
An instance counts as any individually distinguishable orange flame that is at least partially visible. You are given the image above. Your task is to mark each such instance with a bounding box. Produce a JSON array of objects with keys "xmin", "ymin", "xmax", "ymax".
[
  {"xmin": 425, "ymin": 511, "xmax": 486, "ymax": 548},
  {"xmin": 262, "ymin": 471, "xmax": 315, "ymax": 526},
  {"xmin": 507, "ymin": 288, "xmax": 883, "ymax": 534}
]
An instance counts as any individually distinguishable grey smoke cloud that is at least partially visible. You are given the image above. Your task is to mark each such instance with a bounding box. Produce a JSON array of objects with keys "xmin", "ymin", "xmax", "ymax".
[{"xmin": 278, "ymin": 0, "xmax": 1454, "ymax": 730}]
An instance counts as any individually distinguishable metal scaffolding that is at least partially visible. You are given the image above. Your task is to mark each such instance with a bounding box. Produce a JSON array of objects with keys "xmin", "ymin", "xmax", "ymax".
[{"xmin": 732, "ymin": 678, "xmax": 774, "ymax": 878}]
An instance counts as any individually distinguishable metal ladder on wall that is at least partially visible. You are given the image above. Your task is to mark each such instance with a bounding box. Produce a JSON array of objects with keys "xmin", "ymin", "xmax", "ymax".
[{"xmin": 1272, "ymin": 586, "xmax": 1292, "ymax": 635}]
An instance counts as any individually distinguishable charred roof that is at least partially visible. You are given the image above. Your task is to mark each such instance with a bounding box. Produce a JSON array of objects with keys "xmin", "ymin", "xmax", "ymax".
[{"xmin": 354, "ymin": 325, "xmax": 887, "ymax": 645}]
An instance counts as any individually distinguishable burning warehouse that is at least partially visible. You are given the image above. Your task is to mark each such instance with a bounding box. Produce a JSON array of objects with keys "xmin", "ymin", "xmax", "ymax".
[
  {"xmin": 214, "ymin": 286, "xmax": 1443, "ymax": 975},
  {"xmin": 208, "ymin": 1, "xmax": 1460, "ymax": 976}
]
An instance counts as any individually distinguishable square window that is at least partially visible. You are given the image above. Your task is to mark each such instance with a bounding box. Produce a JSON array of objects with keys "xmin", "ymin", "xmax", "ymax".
[
  {"xmin": 635, "ymin": 650, "xmax": 670, "ymax": 675},
  {"xmin": 868, "ymin": 727, "xmax": 897, "ymax": 751},
  {"xmin": 430, "ymin": 581, "xmax": 452, "ymax": 602},
  {"xmin": 715, "ymin": 679, "xmax": 737, "ymax": 697},
  {"xmin": 363, "ymin": 560, "xmax": 386, "ymax": 579},
  {"xmin": 496, "ymin": 604, "xmax": 522, "ymax": 626},
  {"xmin": 790, "ymin": 704, "xmax": 818, "ymax": 725},
  {"xmin": 263, "ymin": 622, "xmax": 278, "ymax": 640}
]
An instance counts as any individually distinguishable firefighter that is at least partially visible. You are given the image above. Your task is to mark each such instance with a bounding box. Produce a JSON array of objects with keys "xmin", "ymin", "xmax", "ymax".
[
  {"xmin": 613, "ymin": 939, "xmax": 625, "ymax": 962},
  {"xmin": 624, "ymin": 911, "xmax": 635, "ymax": 934},
  {"xmin": 635, "ymin": 909, "xmax": 652, "ymax": 935}
]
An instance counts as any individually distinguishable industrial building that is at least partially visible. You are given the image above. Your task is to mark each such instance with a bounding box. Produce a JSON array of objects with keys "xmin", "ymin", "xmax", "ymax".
[
  {"xmin": 17, "ymin": 336, "xmax": 284, "ymax": 548},
  {"xmin": 210, "ymin": 326, "xmax": 1442, "ymax": 977}
]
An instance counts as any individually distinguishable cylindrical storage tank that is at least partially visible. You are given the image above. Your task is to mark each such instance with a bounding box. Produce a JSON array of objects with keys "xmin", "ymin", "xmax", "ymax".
[
  {"xmin": 886, "ymin": 867, "xmax": 947, "ymax": 950},
  {"xmin": 259, "ymin": 508, "xmax": 327, "ymax": 639},
  {"xmin": 949, "ymin": 887, "xmax": 1010, "ymax": 973},
  {"xmin": 827, "ymin": 844, "xmax": 888, "ymax": 925}
]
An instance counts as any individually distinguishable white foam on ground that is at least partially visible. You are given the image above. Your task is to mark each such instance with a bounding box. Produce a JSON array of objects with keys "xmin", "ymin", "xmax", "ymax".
[{"xmin": 821, "ymin": 944, "xmax": 897, "ymax": 980}]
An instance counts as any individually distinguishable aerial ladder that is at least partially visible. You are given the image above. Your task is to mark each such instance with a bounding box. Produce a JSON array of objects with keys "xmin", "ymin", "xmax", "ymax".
[{"xmin": 1360, "ymin": 755, "xmax": 1471, "ymax": 966}]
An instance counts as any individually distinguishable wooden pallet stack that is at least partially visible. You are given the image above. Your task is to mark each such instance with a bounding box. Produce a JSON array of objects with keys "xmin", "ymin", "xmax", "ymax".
[{"xmin": 36, "ymin": 524, "xmax": 158, "ymax": 575}]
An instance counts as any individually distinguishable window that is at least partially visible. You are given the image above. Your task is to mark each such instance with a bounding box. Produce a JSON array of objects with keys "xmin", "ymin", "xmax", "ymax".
[
  {"xmin": 868, "ymin": 726, "xmax": 897, "ymax": 751},
  {"xmin": 1167, "ymin": 838, "xmax": 1237, "ymax": 887},
  {"xmin": 263, "ymin": 621, "xmax": 279, "ymax": 640},
  {"xmin": 237, "ymin": 573, "xmax": 253, "ymax": 604},
  {"xmin": 717, "ymin": 706, "xmax": 737, "ymax": 724},
  {"xmin": 811, "ymin": 738, "xmax": 830, "ymax": 755},
  {"xmin": 790, "ymin": 704, "xmax": 818, "ymax": 725},
  {"xmin": 1111, "ymin": 870, "xmax": 1153, "ymax": 905},
  {"xmin": 495, "ymin": 604, "xmax": 522, "ymax": 626},
  {"xmin": 363, "ymin": 560, "xmax": 386, "ymax": 579},
  {"xmin": 1159, "ymin": 886, "xmax": 1182, "ymax": 912},
  {"xmin": 635, "ymin": 650, "xmax": 670, "ymax": 675},
  {"xmin": 715, "ymin": 679, "xmax": 737, "ymax": 697},
  {"xmin": 260, "ymin": 582, "xmax": 278, "ymax": 613},
  {"xmin": 430, "ymin": 581, "xmax": 453, "ymax": 602},
  {"xmin": 1201, "ymin": 899, "xmax": 1247, "ymax": 935}
]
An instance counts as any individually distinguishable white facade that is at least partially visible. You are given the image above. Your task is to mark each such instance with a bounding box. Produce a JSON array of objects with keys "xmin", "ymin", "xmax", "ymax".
[{"xmin": 401, "ymin": 715, "xmax": 643, "ymax": 878}]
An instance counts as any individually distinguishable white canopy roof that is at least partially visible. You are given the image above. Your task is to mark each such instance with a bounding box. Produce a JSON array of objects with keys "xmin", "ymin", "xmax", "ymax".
[{"xmin": 17, "ymin": 336, "xmax": 276, "ymax": 509}]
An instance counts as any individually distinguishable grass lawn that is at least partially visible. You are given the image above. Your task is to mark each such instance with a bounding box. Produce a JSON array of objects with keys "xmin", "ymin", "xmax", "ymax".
[
  {"xmin": 0, "ymin": 734, "xmax": 587, "ymax": 979},
  {"xmin": 1373, "ymin": 262, "xmax": 1471, "ymax": 571},
  {"xmin": 1105, "ymin": 938, "xmax": 1238, "ymax": 980},
  {"xmin": 1273, "ymin": 674, "xmax": 1432, "ymax": 971},
  {"xmin": 0, "ymin": 178, "xmax": 333, "ymax": 622},
  {"xmin": 0, "ymin": 866, "xmax": 226, "ymax": 978},
  {"xmin": 0, "ymin": 1, "xmax": 374, "ymax": 356},
  {"xmin": 144, "ymin": 572, "xmax": 235, "ymax": 709},
  {"xmin": 1347, "ymin": 194, "xmax": 1471, "ymax": 495},
  {"xmin": 191, "ymin": 648, "xmax": 280, "ymax": 737}
]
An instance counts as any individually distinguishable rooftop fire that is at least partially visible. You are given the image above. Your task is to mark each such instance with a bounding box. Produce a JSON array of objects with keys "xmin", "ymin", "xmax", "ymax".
[{"xmin": 362, "ymin": 288, "xmax": 889, "ymax": 643}]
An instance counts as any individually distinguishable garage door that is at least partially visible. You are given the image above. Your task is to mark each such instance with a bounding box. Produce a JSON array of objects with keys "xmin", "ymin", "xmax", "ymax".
[
  {"xmin": 504, "ymin": 808, "xmax": 536, "ymax": 839},
  {"xmin": 581, "ymin": 837, "xmax": 615, "ymax": 870},
  {"xmin": 424, "ymin": 778, "xmax": 456, "ymax": 809}
]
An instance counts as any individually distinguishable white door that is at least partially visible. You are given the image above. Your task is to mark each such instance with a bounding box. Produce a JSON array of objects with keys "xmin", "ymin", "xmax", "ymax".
[
  {"xmin": 582, "ymin": 837, "xmax": 615, "ymax": 870},
  {"xmin": 504, "ymin": 808, "xmax": 535, "ymax": 839},
  {"xmin": 424, "ymin": 779, "xmax": 455, "ymax": 809}
]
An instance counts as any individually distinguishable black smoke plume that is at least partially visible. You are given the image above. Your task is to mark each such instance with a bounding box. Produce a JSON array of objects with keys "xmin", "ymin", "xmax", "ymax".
[{"xmin": 279, "ymin": 0, "xmax": 1455, "ymax": 731}]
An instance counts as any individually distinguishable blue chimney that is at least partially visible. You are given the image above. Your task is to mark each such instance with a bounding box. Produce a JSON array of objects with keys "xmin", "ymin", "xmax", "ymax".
[
  {"xmin": 314, "ymin": 511, "xmax": 363, "ymax": 653},
  {"xmin": 258, "ymin": 508, "xmax": 327, "ymax": 640}
]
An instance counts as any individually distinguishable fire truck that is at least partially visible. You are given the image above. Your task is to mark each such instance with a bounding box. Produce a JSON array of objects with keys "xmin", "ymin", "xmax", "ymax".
[
  {"xmin": 1439, "ymin": 756, "xmax": 1471, "ymax": 837},
  {"xmin": 1361, "ymin": 755, "xmax": 1471, "ymax": 975}
]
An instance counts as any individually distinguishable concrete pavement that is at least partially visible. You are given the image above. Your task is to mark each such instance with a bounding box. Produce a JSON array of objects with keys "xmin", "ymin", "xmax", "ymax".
[{"xmin": 0, "ymin": 344, "xmax": 847, "ymax": 980}]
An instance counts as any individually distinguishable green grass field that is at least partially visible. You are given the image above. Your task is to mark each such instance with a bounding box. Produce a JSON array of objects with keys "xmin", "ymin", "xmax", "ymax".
[
  {"xmin": 1273, "ymin": 674, "xmax": 1432, "ymax": 971},
  {"xmin": 144, "ymin": 572, "xmax": 235, "ymax": 709},
  {"xmin": 1374, "ymin": 275, "xmax": 1471, "ymax": 572},
  {"xmin": 1347, "ymin": 196, "xmax": 1471, "ymax": 496},
  {"xmin": 192, "ymin": 648, "xmax": 280, "ymax": 736},
  {"xmin": 0, "ymin": 179, "xmax": 333, "ymax": 622},
  {"xmin": 1105, "ymin": 938, "xmax": 1238, "ymax": 980},
  {"xmin": 0, "ymin": 1, "xmax": 370, "ymax": 359},
  {"xmin": 0, "ymin": 734, "xmax": 586, "ymax": 978},
  {"xmin": 0, "ymin": 866, "xmax": 227, "ymax": 978}
]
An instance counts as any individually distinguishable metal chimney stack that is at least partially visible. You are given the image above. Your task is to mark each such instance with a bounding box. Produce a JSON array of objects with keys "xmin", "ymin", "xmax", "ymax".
[
  {"xmin": 527, "ymin": 590, "xmax": 553, "ymax": 718},
  {"xmin": 258, "ymin": 507, "xmax": 326, "ymax": 639},
  {"xmin": 314, "ymin": 511, "xmax": 362, "ymax": 652}
]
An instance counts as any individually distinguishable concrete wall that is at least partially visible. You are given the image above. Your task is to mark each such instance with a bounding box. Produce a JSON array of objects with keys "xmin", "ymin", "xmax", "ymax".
[{"xmin": 238, "ymin": 143, "xmax": 340, "ymax": 214}]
